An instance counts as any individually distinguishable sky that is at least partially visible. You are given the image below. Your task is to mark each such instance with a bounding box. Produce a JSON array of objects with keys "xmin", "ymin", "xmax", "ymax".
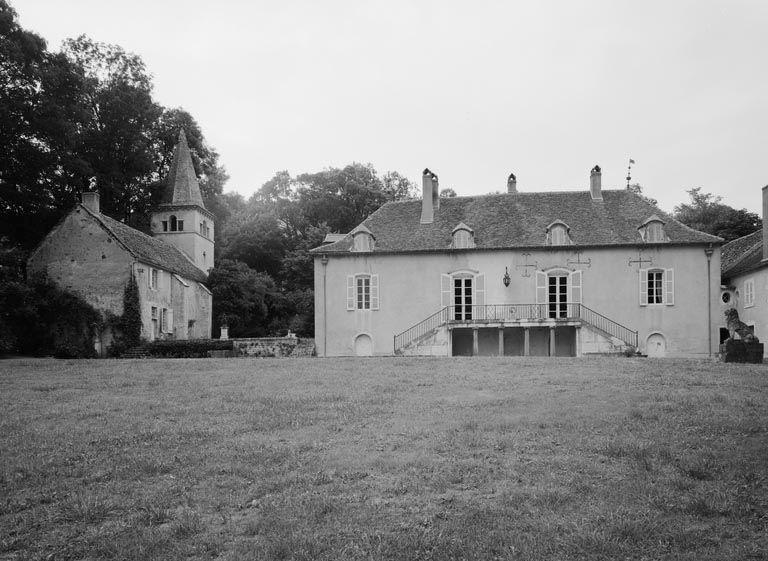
[{"xmin": 15, "ymin": 0, "xmax": 768, "ymax": 214}]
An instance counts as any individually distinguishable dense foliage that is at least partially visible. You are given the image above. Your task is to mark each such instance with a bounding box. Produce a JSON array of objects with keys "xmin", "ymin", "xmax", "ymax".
[
  {"xmin": 0, "ymin": 278, "xmax": 101, "ymax": 357},
  {"xmin": 673, "ymin": 188, "xmax": 761, "ymax": 242},
  {"xmin": 142, "ymin": 339, "xmax": 233, "ymax": 358},
  {"xmin": 106, "ymin": 272, "xmax": 142, "ymax": 356},
  {"xmin": 0, "ymin": 1, "xmax": 226, "ymax": 247}
]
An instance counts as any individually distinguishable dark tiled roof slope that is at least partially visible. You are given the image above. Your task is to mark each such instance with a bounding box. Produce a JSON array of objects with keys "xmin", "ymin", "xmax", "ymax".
[
  {"xmin": 721, "ymin": 230, "xmax": 764, "ymax": 280},
  {"xmin": 312, "ymin": 190, "xmax": 721, "ymax": 254},
  {"xmin": 83, "ymin": 206, "xmax": 208, "ymax": 283},
  {"xmin": 161, "ymin": 130, "xmax": 206, "ymax": 208}
]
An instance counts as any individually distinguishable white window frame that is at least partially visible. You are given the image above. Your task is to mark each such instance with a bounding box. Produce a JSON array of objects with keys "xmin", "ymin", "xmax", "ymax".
[
  {"xmin": 639, "ymin": 268, "xmax": 674, "ymax": 306},
  {"xmin": 441, "ymin": 271, "xmax": 485, "ymax": 320},
  {"xmin": 352, "ymin": 233, "xmax": 373, "ymax": 252},
  {"xmin": 346, "ymin": 274, "xmax": 379, "ymax": 310},
  {"xmin": 160, "ymin": 308, "xmax": 174, "ymax": 333},
  {"xmin": 452, "ymin": 229, "xmax": 474, "ymax": 249},
  {"xmin": 149, "ymin": 268, "xmax": 159, "ymax": 290},
  {"xmin": 744, "ymin": 278, "xmax": 755, "ymax": 308}
]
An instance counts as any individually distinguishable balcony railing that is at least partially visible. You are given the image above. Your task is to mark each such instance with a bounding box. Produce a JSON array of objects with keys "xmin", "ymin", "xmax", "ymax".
[{"xmin": 393, "ymin": 303, "xmax": 638, "ymax": 353}]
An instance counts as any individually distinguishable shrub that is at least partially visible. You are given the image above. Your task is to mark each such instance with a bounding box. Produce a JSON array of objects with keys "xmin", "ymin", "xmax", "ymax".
[
  {"xmin": 107, "ymin": 273, "xmax": 143, "ymax": 357},
  {"xmin": 144, "ymin": 339, "xmax": 233, "ymax": 358},
  {"xmin": 0, "ymin": 277, "xmax": 102, "ymax": 357}
]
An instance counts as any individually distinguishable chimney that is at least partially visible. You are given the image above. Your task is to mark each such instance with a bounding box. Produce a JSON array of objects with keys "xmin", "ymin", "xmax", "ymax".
[
  {"xmin": 432, "ymin": 172, "xmax": 440, "ymax": 211},
  {"xmin": 421, "ymin": 168, "xmax": 434, "ymax": 224},
  {"xmin": 81, "ymin": 191, "xmax": 100, "ymax": 214},
  {"xmin": 590, "ymin": 165, "xmax": 602, "ymax": 200},
  {"xmin": 507, "ymin": 172, "xmax": 517, "ymax": 194},
  {"xmin": 762, "ymin": 185, "xmax": 768, "ymax": 261}
]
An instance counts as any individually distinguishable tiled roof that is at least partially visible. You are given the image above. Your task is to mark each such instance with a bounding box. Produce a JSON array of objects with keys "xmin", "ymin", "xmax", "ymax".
[
  {"xmin": 83, "ymin": 206, "xmax": 208, "ymax": 283},
  {"xmin": 721, "ymin": 230, "xmax": 764, "ymax": 280},
  {"xmin": 161, "ymin": 130, "xmax": 206, "ymax": 209},
  {"xmin": 311, "ymin": 189, "xmax": 722, "ymax": 254}
]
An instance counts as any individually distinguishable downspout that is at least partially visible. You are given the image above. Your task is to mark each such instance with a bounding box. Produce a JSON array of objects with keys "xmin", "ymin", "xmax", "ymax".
[
  {"xmin": 705, "ymin": 244, "xmax": 714, "ymax": 358},
  {"xmin": 321, "ymin": 254, "xmax": 329, "ymax": 357}
]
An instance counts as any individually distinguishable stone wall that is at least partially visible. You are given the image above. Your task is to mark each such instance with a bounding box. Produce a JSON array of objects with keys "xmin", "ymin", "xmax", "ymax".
[{"xmin": 232, "ymin": 337, "xmax": 315, "ymax": 357}]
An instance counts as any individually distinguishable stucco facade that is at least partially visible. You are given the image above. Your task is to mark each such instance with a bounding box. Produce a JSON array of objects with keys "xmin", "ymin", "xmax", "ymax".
[
  {"xmin": 719, "ymin": 186, "xmax": 768, "ymax": 356},
  {"xmin": 314, "ymin": 245, "xmax": 720, "ymax": 357},
  {"xmin": 313, "ymin": 167, "xmax": 722, "ymax": 358}
]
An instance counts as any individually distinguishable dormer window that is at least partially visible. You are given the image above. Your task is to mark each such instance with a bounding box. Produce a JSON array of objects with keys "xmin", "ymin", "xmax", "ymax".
[
  {"xmin": 546, "ymin": 221, "xmax": 571, "ymax": 245},
  {"xmin": 350, "ymin": 225, "xmax": 375, "ymax": 252},
  {"xmin": 639, "ymin": 216, "xmax": 668, "ymax": 243},
  {"xmin": 452, "ymin": 223, "xmax": 475, "ymax": 249}
]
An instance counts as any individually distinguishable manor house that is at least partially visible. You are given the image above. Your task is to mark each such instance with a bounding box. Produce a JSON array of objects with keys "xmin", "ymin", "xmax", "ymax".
[
  {"xmin": 27, "ymin": 131, "xmax": 214, "ymax": 354},
  {"xmin": 312, "ymin": 166, "xmax": 722, "ymax": 358}
]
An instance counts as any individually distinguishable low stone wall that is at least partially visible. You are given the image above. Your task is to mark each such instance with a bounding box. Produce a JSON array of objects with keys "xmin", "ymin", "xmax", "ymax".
[{"xmin": 231, "ymin": 337, "xmax": 315, "ymax": 358}]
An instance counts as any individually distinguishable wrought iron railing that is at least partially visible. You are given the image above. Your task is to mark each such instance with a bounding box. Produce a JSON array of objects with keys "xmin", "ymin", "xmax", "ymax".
[
  {"xmin": 393, "ymin": 303, "xmax": 638, "ymax": 353},
  {"xmin": 576, "ymin": 305, "xmax": 638, "ymax": 348},
  {"xmin": 393, "ymin": 306, "xmax": 450, "ymax": 352}
]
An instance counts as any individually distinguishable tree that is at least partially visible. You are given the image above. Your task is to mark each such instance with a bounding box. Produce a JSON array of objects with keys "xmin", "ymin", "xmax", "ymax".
[
  {"xmin": 208, "ymin": 260, "xmax": 275, "ymax": 337},
  {"xmin": 440, "ymin": 188, "xmax": 457, "ymax": 198},
  {"xmin": 0, "ymin": 1, "xmax": 88, "ymax": 247},
  {"xmin": 627, "ymin": 183, "xmax": 657, "ymax": 206},
  {"xmin": 382, "ymin": 171, "xmax": 419, "ymax": 201},
  {"xmin": 673, "ymin": 188, "xmax": 761, "ymax": 242}
]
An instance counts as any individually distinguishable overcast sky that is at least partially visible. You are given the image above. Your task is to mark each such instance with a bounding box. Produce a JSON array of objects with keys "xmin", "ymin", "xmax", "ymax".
[{"xmin": 16, "ymin": 0, "xmax": 768, "ymax": 214}]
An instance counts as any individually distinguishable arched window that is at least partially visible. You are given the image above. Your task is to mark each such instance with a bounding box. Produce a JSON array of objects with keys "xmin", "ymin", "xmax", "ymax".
[
  {"xmin": 546, "ymin": 221, "xmax": 571, "ymax": 245},
  {"xmin": 452, "ymin": 223, "xmax": 475, "ymax": 249},
  {"xmin": 169, "ymin": 215, "xmax": 178, "ymax": 231}
]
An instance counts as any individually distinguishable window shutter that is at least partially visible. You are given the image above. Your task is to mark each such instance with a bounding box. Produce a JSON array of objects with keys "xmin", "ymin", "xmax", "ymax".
[
  {"xmin": 664, "ymin": 268, "xmax": 674, "ymax": 305},
  {"xmin": 346, "ymin": 276, "xmax": 355, "ymax": 310},
  {"xmin": 639, "ymin": 269, "xmax": 648, "ymax": 306},
  {"xmin": 167, "ymin": 309, "xmax": 174, "ymax": 333},
  {"xmin": 569, "ymin": 270, "xmax": 582, "ymax": 304},
  {"xmin": 475, "ymin": 273, "xmax": 485, "ymax": 319},
  {"xmin": 370, "ymin": 274, "xmax": 379, "ymax": 310},
  {"xmin": 535, "ymin": 271, "xmax": 547, "ymax": 304},
  {"xmin": 441, "ymin": 274, "xmax": 451, "ymax": 308}
]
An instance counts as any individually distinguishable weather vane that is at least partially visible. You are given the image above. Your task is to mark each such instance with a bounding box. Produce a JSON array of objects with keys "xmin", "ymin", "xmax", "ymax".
[{"xmin": 626, "ymin": 158, "xmax": 635, "ymax": 189}]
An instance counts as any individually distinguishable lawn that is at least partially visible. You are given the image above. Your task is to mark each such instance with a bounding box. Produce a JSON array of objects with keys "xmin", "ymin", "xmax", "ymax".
[{"xmin": 1, "ymin": 357, "xmax": 766, "ymax": 560}]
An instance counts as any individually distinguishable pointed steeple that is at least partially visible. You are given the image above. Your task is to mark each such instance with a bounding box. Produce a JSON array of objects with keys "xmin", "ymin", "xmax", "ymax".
[{"xmin": 164, "ymin": 129, "xmax": 205, "ymax": 208}]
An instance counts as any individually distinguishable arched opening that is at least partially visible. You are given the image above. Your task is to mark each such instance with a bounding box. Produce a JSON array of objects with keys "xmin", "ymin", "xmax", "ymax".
[
  {"xmin": 646, "ymin": 332, "xmax": 667, "ymax": 357},
  {"xmin": 354, "ymin": 334, "xmax": 373, "ymax": 356},
  {"xmin": 169, "ymin": 215, "xmax": 178, "ymax": 231}
]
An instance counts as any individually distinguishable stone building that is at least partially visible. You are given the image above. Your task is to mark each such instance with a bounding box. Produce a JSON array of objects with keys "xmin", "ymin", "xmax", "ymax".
[
  {"xmin": 312, "ymin": 166, "xmax": 722, "ymax": 358},
  {"xmin": 27, "ymin": 131, "xmax": 214, "ymax": 354}
]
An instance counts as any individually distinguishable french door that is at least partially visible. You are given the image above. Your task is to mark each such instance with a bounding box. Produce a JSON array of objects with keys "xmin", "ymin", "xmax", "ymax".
[
  {"xmin": 548, "ymin": 275, "xmax": 568, "ymax": 318},
  {"xmin": 454, "ymin": 277, "xmax": 473, "ymax": 320}
]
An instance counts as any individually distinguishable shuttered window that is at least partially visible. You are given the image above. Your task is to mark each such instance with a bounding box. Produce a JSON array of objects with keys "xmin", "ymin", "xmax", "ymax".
[
  {"xmin": 640, "ymin": 268, "xmax": 674, "ymax": 306},
  {"xmin": 346, "ymin": 274, "xmax": 379, "ymax": 310}
]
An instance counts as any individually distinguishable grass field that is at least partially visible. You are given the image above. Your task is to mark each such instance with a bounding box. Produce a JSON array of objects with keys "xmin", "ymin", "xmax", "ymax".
[{"xmin": 1, "ymin": 357, "xmax": 767, "ymax": 560}]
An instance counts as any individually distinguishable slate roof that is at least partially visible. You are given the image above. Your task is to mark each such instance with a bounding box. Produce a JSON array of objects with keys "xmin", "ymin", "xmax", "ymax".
[
  {"xmin": 82, "ymin": 205, "xmax": 208, "ymax": 283},
  {"xmin": 311, "ymin": 189, "xmax": 722, "ymax": 254},
  {"xmin": 721, "ymin": 230, "xmax": 764, "ymax": 280},
  {"xmin": 160, "ymin": 130, "xmax": 206, "ymax": 209}
]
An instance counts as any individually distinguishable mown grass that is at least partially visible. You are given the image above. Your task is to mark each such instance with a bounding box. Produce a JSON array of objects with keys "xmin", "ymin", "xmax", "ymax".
[{"xmin": 1, "ymin": 357, "xmax": 767, "ymax": 560}]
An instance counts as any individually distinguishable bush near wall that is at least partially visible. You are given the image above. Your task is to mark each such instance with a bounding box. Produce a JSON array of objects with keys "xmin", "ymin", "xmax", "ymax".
[
  {"xmin": 143, "ymin": 339, "xmax": 234, "ymax": 358},
  {"xmin": 0, "ymin": 278, "xmax": 101, "ymax": 358}
]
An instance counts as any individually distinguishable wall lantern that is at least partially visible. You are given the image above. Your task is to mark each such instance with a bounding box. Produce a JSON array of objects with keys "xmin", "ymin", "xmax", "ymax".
[{"xmin": 503, "ymin": 266, "xmax": 511, "ymax": 287}]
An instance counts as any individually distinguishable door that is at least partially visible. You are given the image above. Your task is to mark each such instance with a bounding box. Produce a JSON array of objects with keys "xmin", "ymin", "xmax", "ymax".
[
  {"xmin": 548, "ymin": 275, "xmax": 568, "ymax": 318},
  {"xmin": 454, "ymin": 277, "xmax": 473, "ymax": 320},
  {"xmin": 646, "ymin": 333, "xmax": 666, "ymax": 357},
  {"xmin": 354, "ymin": 334, "xmax": 373, "ymax": 356}
]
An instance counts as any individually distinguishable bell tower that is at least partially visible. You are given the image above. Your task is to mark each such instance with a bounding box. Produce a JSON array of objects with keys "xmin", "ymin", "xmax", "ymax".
[{"xmin": 151, "ymin": 130, "xmax": 215, "ymax": 273}]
